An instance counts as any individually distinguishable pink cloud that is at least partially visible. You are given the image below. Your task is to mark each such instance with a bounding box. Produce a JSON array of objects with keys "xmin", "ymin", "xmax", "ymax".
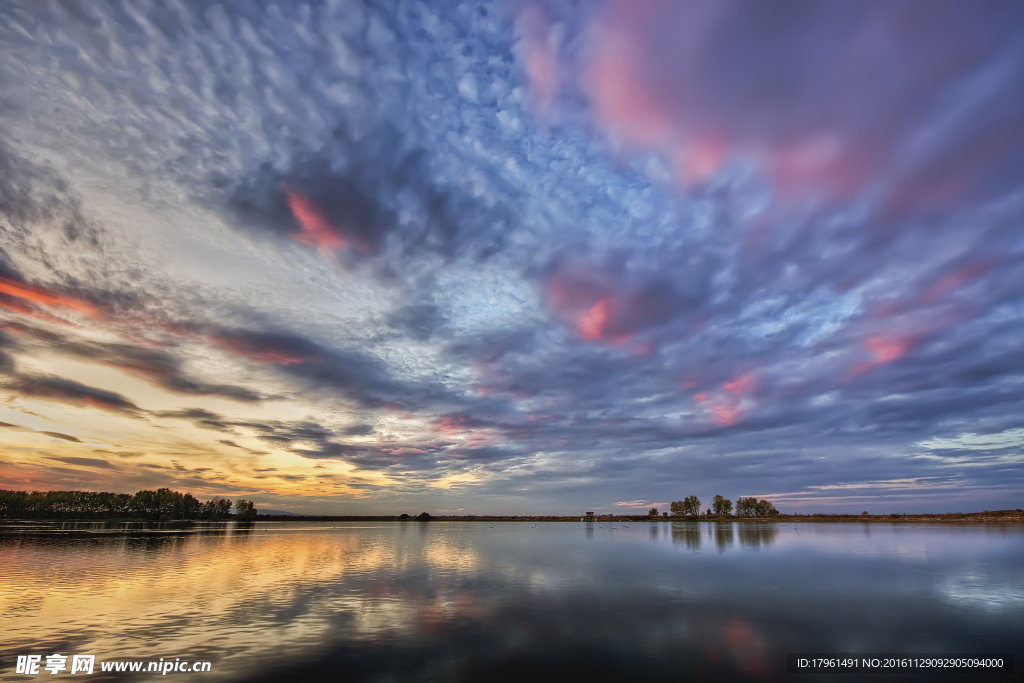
[
  {"xmin": 847, "ymin": 334, "xmax": 915, "ymax": 378},
  {"xmin": 545, "ymin": 260, "xmax": 681, "ymax": 345},
  {"xmin": 692, "ymin": 373, "xmax": 758, "ymax": 427},
  {"xmin": 865, "ymin": 336, "xmax": 908, "ymax": 364},
  {"xmin": 436, "ymin": 415, "xmax": 468, "ymax": 434},
  {"xmin": 540, "ymin": 0, "xmax": 1024, "ymax": 213},
  {"xmin": 283, "ymin": 185, "xmax": 373, "ymax": 255},
  {"xmin": 519, "ymin": 4, "xmax": 561, "ymax": 116}
]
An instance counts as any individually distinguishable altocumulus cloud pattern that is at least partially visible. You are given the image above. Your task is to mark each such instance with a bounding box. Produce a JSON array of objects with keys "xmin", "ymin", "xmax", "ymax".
[{"xmin": 1, "ymin": 0, "xmax": 1023, "ymax": 514}]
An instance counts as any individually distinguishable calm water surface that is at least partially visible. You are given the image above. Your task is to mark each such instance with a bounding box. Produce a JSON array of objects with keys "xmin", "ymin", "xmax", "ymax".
[{"xmin": 1, "ymin": 521, "xmax": 1022, "ymax": 682}]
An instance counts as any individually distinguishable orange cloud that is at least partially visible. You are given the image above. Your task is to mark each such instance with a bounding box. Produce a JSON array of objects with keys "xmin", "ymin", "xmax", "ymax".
[{"xmin": 0, "ymin": 276, "xmax": 99, "ymax": 317}]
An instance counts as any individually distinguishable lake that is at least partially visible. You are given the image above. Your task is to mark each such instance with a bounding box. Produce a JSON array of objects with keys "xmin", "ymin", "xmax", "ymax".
[{"xmin": 1, "ymin": 521, "xmax": 1021, "ymax": 681}]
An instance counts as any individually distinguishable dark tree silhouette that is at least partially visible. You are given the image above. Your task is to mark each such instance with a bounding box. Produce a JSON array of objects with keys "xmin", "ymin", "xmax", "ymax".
[{"xmin": 712, "ymin": 495, "xmax": 733, "ymax": 516}]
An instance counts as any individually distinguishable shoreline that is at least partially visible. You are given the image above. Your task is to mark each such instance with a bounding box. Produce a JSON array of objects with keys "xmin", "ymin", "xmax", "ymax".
[{"xmin": 4, "ymin": 509, "xmax": 1021, "ymax": 524}]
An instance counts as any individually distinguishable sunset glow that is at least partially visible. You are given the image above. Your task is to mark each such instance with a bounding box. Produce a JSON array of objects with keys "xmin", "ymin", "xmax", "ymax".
[{"xmin": 1, "ymin": 0, "xmax": 1023, "ymax": 515}]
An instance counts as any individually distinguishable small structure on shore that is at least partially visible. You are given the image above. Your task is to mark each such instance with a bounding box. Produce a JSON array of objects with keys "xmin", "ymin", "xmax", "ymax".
[{"xmin": 582, "ymin": 511, "xmax": 595, "ymax": 521}]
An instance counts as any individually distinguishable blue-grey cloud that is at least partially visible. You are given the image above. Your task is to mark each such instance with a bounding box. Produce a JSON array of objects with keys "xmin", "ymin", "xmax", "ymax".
[
  {"xmin": 1, "ymin": 0, "xmax": 1023, "ymax": 512},
  {"xmin": 9, "ymin": 374, "xmax": 139, "ymax": 413}
]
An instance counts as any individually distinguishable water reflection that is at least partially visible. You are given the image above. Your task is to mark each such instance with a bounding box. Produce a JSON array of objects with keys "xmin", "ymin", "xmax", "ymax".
[
  {"xmin": 1, "ymin": 521, "xmax": 1021, "ymax": 682},
  {"xmin": 671, "ymin": 523, "xmax": 701, "ymax": 550},
  {"xmin": 738, "ymin": 523, "xmax": 776, "ymax": 550},
  {"xmin": 713, "ymin": 521, "xmax": 734, "ymax": 551}
]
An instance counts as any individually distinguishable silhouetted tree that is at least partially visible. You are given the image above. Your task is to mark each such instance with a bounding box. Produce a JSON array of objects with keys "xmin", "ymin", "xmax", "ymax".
[
  {"xmin": 0, "ymin": 488, "xmax": 247, "ymax": 520},
  {"xmin": 737, "ymin": 497, "xmax": 779, "ymax": 517},
  {"xmin": 670, "ymin": 496, "xmax": 701, "ymax": 517},
  {"xmin": 235, "ymin": 499, "xmax": 257, "ymax": 521},
  {"xmin": 736, "ymin": 497, "xmax": 758, "ymax": 516},
  {"xmin": 199, "ymin": 497, "xmax": 233, "ymax": 520},
  {"xmin": 181, "ymin": 494, "xmax": 201, "ymax": 519},
  {"xmin": 712, "ymin": 495, "xmax": 732, "ymax": 516}
]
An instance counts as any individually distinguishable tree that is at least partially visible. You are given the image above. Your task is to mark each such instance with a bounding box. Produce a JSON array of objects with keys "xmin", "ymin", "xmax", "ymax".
[
  {"xmin": 181, "ymin": 494, "xmax": 201, "ymax": 519},
  {"xmin": 0, "ymin": 488, "xmax": 247, "ymax": 520},
  {"xmin": 199, "ymin": 497, "xmax": 233, "ymax": 520},
  {"xmin": 235, "ymin": 499, "xmax": 257, "ymax": 521},
  {"xmin": 131, "ymin": 489, "xmax": 160, "ymax": 519},
  {"xmin": 712, "ymin": 495, "xmax": 732, "ymax": 516},
  {"xmin": 755, "ymin": 499, "xmax": 779, "ymax": 517},
  {"xmin": 683, "ymin": 495, "xmax": 701, "ymax": 516},
  {"xmin": 670, "ymin": 496, "xmax": 701, "ymax": 517},
  {"xmin": 737, "ymin": 497, "xmax": 779, "ymax": 517},
  {"xmin": 736, "ymin": 497, "xmax": 758, "ymax": 516},
  {"xmin": 215, "ymin": 498, "xmax": 233, "ymax": 518},
  {"xmin": 156, "ymin": 488, "xmax": 183, "ymax": 519},
  {"xmin": 649, "ymin": 507, "xmax": 659, "ymax": 517}
]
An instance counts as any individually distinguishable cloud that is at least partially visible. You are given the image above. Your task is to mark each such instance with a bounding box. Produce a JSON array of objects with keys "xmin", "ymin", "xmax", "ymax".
[
  {"xmin": 0, "ymin": 275, "xmax": 99, "ymax": 317},
  {"xmin": 1, "ymin": 0, "xmax": 1023, "ymax": 513},
  {"xmin": 544, "ymin": 252, "xmax": 699, "ymax": 346},
  {"xmin": 156, "ymin": 408, "xmax": 233, "ymax": 432},
  {"xmin": 3, "ymin": 322, "xmax": 263, "ymax": 403},
  {"xmin": 204, "ymin": 325, "xmax": 467, "ymax": 412},
  {"xmin": 229, "ymin": 158, "xmax": 392, "ymax": 256},
  {"xmin": 9, "ymin": 374, "xmax": 139, "ymax": 413},
  {"xmin": 40, "ymin": 431, "xmax": 82, "ymax": 443},
  {"xmin": 48, "ymin": 456, "xmax": 117, "ymax": 469},
  {"xmin": 566, "ymin": 0, "xmax": 1024, "ymax": 215},
  {"xmin": 93, "ymin": 342, "xmax": 263, "ymax": 403}
]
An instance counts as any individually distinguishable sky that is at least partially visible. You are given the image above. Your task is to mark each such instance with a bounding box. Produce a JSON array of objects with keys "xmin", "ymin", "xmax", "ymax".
[{"xmin": 1, "ymin": 0, "xmax": 1023, "ymax": 515}]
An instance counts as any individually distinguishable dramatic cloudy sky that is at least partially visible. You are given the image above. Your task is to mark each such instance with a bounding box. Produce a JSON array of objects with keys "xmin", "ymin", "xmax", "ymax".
[{"xmin": 2, "ymin": 0, "xmax": 1023, "ymax": 514}]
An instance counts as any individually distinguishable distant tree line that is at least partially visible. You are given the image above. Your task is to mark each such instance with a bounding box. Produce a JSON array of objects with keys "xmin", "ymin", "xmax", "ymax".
[
  {"xmin": 666, "ymin": 494, "xmax": 779, "ymax": 518},
  {"xmin": 0, "ymin": 488, "xmax": 257, "ymax": 521}
]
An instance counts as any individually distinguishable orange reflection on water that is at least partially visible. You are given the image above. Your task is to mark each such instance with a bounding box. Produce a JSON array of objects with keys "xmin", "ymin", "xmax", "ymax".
[{"xmin": 0, "ymin": 523, "xmax": 483, "ymax": 678}]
